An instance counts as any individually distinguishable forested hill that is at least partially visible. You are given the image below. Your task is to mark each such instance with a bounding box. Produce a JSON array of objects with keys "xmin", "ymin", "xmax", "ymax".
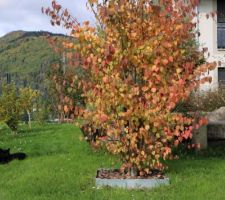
[{"xmin": 0, "ymin": 30, "xmax": 66, "ymax": 88}]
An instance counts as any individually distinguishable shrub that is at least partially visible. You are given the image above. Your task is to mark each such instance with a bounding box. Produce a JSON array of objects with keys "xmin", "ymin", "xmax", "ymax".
[{"xmin": 175, "ymin": 86, "xmax": 225, "ymax": 113}]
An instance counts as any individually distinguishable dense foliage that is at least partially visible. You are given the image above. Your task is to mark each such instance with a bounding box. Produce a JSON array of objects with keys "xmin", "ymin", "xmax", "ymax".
[
  {"xmin": 0, "ymin": 83, "xmax": 38, "ymax": 132},
  {"xmin": 0, "ymin": 84, "xmax": 21, "ymax": 132},
  {"xmin": 48, "ymin": 51, "xmax": 86, "ymax": 122},
  {"xmin": 44, "ymin": 0, "xmax": 216, "ymax": 175},
  {"xmin": 19, "ymin": 87, "xmax": 39, "ymax": 128}
]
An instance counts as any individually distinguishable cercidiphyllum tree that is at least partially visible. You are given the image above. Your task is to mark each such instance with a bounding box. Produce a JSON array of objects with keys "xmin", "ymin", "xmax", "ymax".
[{"xmin": 44, "ymin": 0, "xmax": 216, "ymax": 176}]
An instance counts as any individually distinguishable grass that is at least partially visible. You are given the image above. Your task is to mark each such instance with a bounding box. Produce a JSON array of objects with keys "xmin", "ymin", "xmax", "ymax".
[{"xmin": 1, "ymin": 123, "xmax": 225, "ymax": 200}]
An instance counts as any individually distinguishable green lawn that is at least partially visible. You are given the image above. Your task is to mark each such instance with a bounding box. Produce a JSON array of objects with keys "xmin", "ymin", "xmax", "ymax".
[{"xmin": 1, "ymin": 123, "xmax": 225, "ymax": 200}]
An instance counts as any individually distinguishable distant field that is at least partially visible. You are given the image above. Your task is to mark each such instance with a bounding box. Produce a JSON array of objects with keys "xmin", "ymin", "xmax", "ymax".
[{"xmin": 1, "ymin": 123, "xmax": 225, "ymax": 200}]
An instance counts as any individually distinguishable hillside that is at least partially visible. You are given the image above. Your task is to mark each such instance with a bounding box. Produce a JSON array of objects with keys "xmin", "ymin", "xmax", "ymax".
[{"xmin": 0, "ymin": 30, "xmax": 65, "ymax": 85}]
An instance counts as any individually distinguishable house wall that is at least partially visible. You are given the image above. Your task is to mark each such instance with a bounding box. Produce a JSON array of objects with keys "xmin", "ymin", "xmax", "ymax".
[
  {"xmin": 198, "ymin": 0, "xmax": 217, "ymax": 90},
  {"xmin": 198, "ymin": 0, "xmax": 225, "ymax": 90}
]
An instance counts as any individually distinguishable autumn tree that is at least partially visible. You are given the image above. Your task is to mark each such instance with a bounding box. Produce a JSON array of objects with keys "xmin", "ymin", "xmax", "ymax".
[
  {"xmin": 44, "ymin": 0, "xmax": 216, "ymax": 176},
  {"xmin": 0, "ymin": 83, "xmax": 39, "ymax": 132},
  {"xmin": 0, "ymin": 83, "xmax": 23, "ymax": 133},
  {"xmin": 19, "ymin": 87, "xmax": 39, "ymax": 129},
  {"xmin": 50, "ymin": 61, "xmax": 85, "ymax": 122},
  {"xmin": 45, "ymin": 36, "xmax": 86, "ymax": 123}
]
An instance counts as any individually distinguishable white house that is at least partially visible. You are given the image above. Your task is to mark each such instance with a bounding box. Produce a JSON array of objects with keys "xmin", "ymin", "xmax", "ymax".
[{"xmin": 198, "ymin": 0, "xmax": 225, "ymax": 90}]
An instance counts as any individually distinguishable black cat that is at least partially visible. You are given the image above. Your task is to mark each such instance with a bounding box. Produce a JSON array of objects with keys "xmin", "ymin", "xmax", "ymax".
[
  {"xmin": 0, "ymin": 148, "xmax": 10, "ymax": 164},
  {"xmin": 0, "ymin": 148, "xmax": 27, "ymax": 164}
]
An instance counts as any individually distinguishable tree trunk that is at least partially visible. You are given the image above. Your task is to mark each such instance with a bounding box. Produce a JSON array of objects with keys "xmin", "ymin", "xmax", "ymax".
[
  {"xmin": 27, "ymin": 110, "xmax": 31, "ymax": 129},
  {"xmin": 130, "ymin": 167, "xmax": 138, "ymax": 177}
]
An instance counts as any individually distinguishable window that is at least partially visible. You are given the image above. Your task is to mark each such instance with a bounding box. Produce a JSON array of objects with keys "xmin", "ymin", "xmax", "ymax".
[
  {"xmin": 217, "ymin": 0, "xmax": 225, "ymax": 49},
  {"xmin": 218, "ymin": 68, "xmax": 225, "ymax": 86}
]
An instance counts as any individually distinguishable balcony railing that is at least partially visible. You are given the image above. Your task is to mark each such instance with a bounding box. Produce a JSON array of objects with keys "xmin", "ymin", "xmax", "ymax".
[{"xmin": 218, "ymin": 23, "xmax": 225, "ymax": 49}]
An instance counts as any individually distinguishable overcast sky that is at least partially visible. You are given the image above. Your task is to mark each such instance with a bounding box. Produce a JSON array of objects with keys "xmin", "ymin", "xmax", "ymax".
[{"xmin": 0, "ymin": 0, "xmax": 95, "ymax": 37}]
